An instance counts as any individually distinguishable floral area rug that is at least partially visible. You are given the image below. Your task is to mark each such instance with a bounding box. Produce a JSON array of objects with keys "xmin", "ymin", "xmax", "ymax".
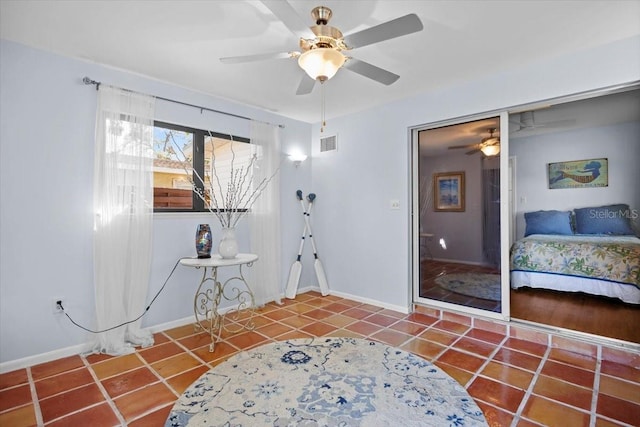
[
  {"xmin": 435, "ymin": 273, "xmax": 501, "ymax": 301},
  {"xmin": 165, "ymin": 338, "xmax": 488, "ymax": 426}
]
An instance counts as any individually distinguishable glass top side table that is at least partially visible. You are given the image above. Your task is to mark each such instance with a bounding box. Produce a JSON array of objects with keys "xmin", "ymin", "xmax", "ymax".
[{"xmin": 179, "ymin": 253, "xmax": 258, "ymax": 352}]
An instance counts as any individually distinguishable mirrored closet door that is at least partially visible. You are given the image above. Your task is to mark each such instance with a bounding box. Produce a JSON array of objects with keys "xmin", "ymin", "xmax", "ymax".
[{"xmin": 412, "ymin": 113, "xmax": 510, "ymax": 320}]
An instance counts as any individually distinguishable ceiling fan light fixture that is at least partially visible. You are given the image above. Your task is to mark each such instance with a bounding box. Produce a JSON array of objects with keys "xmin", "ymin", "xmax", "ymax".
[
  {"xmin": 480, "ymin": 144, "xmax": 500, "ymax": 156},
  {"xmin": 298, "ymin": 48, "xmax": 345, "ymax": 82}
]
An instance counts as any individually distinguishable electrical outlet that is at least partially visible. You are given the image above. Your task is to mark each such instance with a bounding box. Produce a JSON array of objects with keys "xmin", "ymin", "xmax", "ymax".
[
  {"xmin": 390, "ymin": 200, "xmax": 400, "ymax": 210},
  {"xmin": 53, "ymin": 299, "xmax": 64, "ymax": 314}
]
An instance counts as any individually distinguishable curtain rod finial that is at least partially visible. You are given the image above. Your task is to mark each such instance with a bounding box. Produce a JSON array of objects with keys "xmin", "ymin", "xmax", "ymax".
[{"xmin": 83, "ymin": 76, "xmax": 100, "ymax": 90}]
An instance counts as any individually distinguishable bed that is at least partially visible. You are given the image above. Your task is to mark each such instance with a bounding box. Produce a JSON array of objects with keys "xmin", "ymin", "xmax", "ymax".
[{"xmin": 510, "ymin": 205, "xmax": 640, "ymax": 304}]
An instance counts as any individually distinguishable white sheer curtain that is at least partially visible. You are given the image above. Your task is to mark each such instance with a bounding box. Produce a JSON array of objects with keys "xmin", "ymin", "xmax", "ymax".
[
  {"xmin": 92, "ymin": 86, "xmax": 156, "ymax": 355},
  {"xmin": 249, "ymin": 121, "xmax": 282, "ymax": 306}
]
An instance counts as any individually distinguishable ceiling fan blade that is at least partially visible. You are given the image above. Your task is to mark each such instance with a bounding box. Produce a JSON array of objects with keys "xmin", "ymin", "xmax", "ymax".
[
  {"xmin": 466, "ymin": 148, "xmax": 481, "ymax": 155},
  {"xmin": 343, "ymin": 58, "xmax": 399, "ymax": 85},
  {"xmin": 449, "ymin": 144, "xmax": 478, "ymax": 150},
  {"xmin": 260, "ymin": 0, "xmax": 315, "ymax": 40},
  {"xmin": 220, "ymin": 51, "xmax": 295, "ymax": 64},
  {"xmin": 296, "ymin": 75, "xmax": 316, "ymax": 95},
  {"xmin": 343, "ymin": 14, "xmax": 423, "ymax": 49}
]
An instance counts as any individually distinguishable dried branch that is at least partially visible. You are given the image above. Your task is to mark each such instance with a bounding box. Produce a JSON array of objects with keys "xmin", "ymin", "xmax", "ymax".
[{"xmin": 169, "ymin": 130, "xmax": 279, "ymax": 228}]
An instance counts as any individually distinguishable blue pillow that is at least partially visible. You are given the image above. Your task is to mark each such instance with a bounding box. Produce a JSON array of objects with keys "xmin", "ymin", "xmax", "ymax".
[
  {"xmin": 574, "ymin": 204, "xmax": 635, "ymax": 235},
  {"xmin": 524, "ymin": 210, "xmax": 574, "ymax": 237}
]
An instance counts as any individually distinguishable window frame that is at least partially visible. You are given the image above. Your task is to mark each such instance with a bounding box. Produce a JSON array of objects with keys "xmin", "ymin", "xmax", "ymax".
[{"xmin": 153, "ymin": 121, "xmax": 250, "ymax": 213}]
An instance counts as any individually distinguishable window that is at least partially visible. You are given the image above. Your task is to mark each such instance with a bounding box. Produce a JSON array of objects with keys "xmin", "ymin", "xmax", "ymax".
[{"xmin": 152, "ymin": 121, "xmax": 251, "ymax": 212}]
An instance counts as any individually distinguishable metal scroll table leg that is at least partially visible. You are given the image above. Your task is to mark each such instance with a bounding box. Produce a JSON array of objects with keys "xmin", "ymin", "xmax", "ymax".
[
  {"xmin": 193, "ymin": 263, "xmax": 256, "ymax": 352},
  {"xmin": 218, "ymin": 262, "xmax": 256, "ymax": 335},
  {"xmin": 193, "ymin": 266, "xmax": 223, "ymax": 352}
]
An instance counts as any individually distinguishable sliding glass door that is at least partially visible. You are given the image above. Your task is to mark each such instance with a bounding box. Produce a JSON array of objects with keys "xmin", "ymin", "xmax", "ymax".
[{"xmin": 411, "ymin": 112, "xmax": 511, "ymax": 320}]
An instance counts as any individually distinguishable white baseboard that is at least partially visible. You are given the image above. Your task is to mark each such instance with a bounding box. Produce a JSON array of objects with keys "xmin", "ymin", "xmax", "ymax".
[
  {"xmin": 0, "ymin": 343, "xmax": 92, "ymax": 374},
  {"xmin": 148, "ymin": 314, "xmax": 195, "ymax": 334},
  {"xmin": 327, "ymin": 289, "xmax": 410, "ymax": 314},
  {"xmin": 0, "ymin": 314, "xmax": 197, "ymax": 374},
  {"xmin": 293, "ymin": 285, "xmax": 410, "ymax": 315},
  {"xmin": 1, "ymin": 288, "xmax": 408, "ymax": 373}
]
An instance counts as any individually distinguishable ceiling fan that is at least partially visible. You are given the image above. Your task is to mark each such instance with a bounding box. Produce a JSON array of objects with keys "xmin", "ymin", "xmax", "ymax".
[
  {"xmin": 510, "ymin": 110, "xmax": 575, "ymax": 133},
  {"xmin": 449, "ymin": 128, "xmax": 501, "ymax": 156},
  {"xmin": 220, "ymin": 1, "xmax": 424, "ymax": 95}
]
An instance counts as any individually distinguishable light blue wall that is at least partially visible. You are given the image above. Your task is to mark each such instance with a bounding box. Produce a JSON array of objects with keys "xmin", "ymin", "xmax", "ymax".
[
  {"xmin": 511, "ymin": 121, "xmax": 640, "ymax": 239},
  {"xmin": 1, "ymin": 33, "xmax": 639, "ymax": 365},
  {"xmin": 0, "ymin": 40, "xmax": 312, "ymax": 364}
]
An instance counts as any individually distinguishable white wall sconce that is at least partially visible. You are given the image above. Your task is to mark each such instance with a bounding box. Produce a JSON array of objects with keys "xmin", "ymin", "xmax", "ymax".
[{"xmin": 288, "ymin": 153, "xmax": 308, "ymax": 167}]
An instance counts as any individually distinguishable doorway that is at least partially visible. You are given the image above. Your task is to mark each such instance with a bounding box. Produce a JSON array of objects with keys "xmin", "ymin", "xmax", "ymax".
[{"xmin": 508, "ymin": 87, "xmax": 640, "ymax": 343}]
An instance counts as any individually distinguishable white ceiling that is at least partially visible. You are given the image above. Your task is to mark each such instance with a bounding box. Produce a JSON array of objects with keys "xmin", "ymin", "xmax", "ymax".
[{"xmin": 1, "ymin": 0, "xmax": 639, "ymax": 123}]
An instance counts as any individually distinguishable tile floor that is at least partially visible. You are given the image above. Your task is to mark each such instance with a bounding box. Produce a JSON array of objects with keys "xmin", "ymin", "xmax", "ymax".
[{"xmin": 1, "ymin": 291, "xmax": 639, "ymax": 426}]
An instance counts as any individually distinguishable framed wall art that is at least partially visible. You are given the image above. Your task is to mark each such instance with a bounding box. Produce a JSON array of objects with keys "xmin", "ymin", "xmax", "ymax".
[
  {"xmin": 433, "ymin": 171, "xmax": 465, "ymax": 212},
  {"xmin": 548, "ymin": 158, "xmax": 608, "ymax": 189}
]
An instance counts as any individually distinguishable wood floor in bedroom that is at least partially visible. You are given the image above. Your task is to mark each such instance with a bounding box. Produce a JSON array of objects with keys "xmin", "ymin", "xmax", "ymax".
[
  {"xmin": 511, "ymin": 286, "xmax": 640, "ymax": 344},
  {"xmin": 421, "ymin": 260, "xmax": 640, "ymax": 344}
]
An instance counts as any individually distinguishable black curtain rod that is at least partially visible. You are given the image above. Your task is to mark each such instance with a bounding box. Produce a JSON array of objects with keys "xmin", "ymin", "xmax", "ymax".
[{"xmin": 82, "ymin": 77, "xmax": 285, "ymax": 129}]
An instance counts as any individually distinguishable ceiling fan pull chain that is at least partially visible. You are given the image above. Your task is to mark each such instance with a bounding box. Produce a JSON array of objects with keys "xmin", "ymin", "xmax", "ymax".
[{"xmin": 320, "ymin": 82, "xmax": 326, "ymax": 133}]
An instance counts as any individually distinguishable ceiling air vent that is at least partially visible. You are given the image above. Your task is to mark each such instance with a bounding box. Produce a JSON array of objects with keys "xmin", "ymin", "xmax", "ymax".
[{"xmin": 320, "ymin": 134, "xmax": 338, "ymax": 153}]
